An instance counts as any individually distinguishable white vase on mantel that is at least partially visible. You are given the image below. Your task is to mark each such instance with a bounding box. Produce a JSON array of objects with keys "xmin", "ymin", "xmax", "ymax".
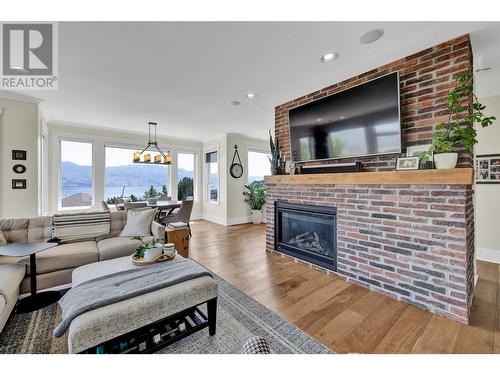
[
  {"xmin": 251, "ymin": 210, "xmax": 263, "ymax": 224},
  {"xmin": 433, "ymin": 153, "xmax": 458, "ymax": 169}
]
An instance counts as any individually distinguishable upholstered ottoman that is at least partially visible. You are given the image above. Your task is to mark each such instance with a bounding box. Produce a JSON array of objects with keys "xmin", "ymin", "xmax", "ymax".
[{"xmin": 66, "ymin": 256, "xmax": 218, "ymax": 353}]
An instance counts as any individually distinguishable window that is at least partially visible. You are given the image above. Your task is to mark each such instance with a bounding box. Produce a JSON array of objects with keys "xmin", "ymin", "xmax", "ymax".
[
  {"xmin": 206, "ymin": 151, "xmax": 218, "ymax": 202},
  {"xmin": 177, "ymin": 153, "xmax": 195, "ymax": 201},
  {"xmin": 105, "ymin": 146, "xmax": 170, "ymax": 204},
  {"xmin": 248, "ymin": 150, "xmax": 271, "ymax": 184},
  {"xmin": 60, "ymin": 140, "xmax": 93, "ymax": 208}
]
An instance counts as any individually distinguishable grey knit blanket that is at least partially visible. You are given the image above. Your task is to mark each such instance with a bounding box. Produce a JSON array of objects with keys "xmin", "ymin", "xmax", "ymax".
[{"xmin": 53, "ymin": 258, "xmax": 213, "ymax": 337}]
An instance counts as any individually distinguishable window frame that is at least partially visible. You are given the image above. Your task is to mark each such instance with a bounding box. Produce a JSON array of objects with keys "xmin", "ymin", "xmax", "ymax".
[
  {"xmin": 104, "ymin": 143, "xmax": 173, "ymax": 201},
  {"xmin": 58, "ymin": 137, "xmax": 95, "ymax": 210},
  {"xmin": 176, "ymin": 151, "xmax": 197, "ymax": 201},
  {"xmin": 246, "ymin": 146, "xmax": 272, "ymax": 185},
  {"xmin": 204, "ymin": 146, "xmax": 220, "ymax": 205}
]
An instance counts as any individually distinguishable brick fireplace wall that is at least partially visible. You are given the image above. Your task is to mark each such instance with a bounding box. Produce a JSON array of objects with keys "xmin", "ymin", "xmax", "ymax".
[
  {"xmin": 267, "ymin": 35, "xmax": 476, "ymax": 324},
  {"xmin": 265, "ymin": 183, "xmax": 475, "ymax": 324},
  {"xmin": 274, "ymin": 34, "xmax": 474, "ymax": 170}
]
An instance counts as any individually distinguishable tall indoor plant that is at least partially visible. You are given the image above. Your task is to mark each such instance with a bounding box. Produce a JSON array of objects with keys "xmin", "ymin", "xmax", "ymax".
[
  {"xmin": 420, "ymin": 73, "xmax": 495, "ymax": 169},
  {"xmin": 243, "ymin": 181, "xmax": 267, "ymax": 224},
  {"xmin": 268, "ymin": 130, "xmax": 280, "ymax": 175}
]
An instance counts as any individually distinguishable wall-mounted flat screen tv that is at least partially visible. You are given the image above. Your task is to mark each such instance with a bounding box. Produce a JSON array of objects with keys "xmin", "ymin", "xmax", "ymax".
[{"xmin": 289, "ymin": 72, "xmax": 401, "ymax": 162}]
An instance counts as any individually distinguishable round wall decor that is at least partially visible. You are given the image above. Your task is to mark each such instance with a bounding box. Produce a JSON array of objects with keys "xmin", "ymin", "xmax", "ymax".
[
  {"xmin": 13, "ymin": 164, "xmax": 26, "ymax": 174},
  {"xmin": 230, "ymin": 145, "xmax": 244, "ymax": 179}
]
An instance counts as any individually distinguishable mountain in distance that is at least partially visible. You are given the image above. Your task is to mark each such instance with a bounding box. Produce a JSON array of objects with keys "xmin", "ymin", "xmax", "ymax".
[
  {"xmin": 61, "ymin": 161, "xmax": 194, "ymax": 188},
  {"xmin": 62, "ymin": 161, "xmax": 265, "ymax": 188}
]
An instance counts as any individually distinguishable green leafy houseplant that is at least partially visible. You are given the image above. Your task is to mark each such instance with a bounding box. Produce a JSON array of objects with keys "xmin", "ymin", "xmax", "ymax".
[
  {"xmin": 243, "ymin": 181, "xmax": 267, "ymax": 224},
  {"xmin": 268, "ymin": 130, "xmax": 280, "ymax": 175},
  {"xmin": 131, "ymin": 236, "xmax": 163, "ymax": 258},
  {"xmin": 420, "ymin": 73, "xmax": 495, "ymax": 167}
]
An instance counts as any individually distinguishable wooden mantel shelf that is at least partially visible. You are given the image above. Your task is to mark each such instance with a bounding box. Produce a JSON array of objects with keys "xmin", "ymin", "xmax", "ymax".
[{"xmin": 264, "ymin": 168, "xmax": 474, "ymax": 186}]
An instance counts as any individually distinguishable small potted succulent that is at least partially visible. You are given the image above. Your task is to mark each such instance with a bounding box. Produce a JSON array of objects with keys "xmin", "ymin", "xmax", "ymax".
[
  {"xmin": 243, "ymin": 181, "xmax": 267, "ymax": 224},
  {"xmin": 420, "ymin": 74, "xmax": 495, "ymax": 169},
  {"xmin": 131, "ymin": 236, "xmax": 164, "ymax": 261}
]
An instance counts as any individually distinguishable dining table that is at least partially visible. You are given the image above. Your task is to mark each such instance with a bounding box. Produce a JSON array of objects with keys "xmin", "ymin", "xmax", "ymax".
[
  {"xmin": 117, "ymin": 200, "xmax": 182, "ymax": 216},
  {"xmin": 147, "ymin": 200, "xmax": 182, "ymax": 216}
]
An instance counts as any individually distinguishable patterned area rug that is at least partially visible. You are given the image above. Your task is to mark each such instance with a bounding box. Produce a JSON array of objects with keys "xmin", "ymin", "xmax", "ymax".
[{"xmin": 0, "ymin": 274, "xmax": 332, "ymax": 354}]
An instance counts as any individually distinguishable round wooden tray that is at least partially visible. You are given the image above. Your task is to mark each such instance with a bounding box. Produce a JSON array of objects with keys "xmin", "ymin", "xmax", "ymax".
[{"xmin": 130, "ymin": 250, "xmax": 177, "ymax": 266}]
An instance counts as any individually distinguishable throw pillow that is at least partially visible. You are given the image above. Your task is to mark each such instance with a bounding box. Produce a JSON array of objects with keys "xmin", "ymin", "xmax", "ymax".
[
  {"xmin": 0, "ymin": 230, "xmax": 6, "ymax": 246},
  {"xmin": 119, "ymin": 209, "xmax": 156, "ymax": 237},
  {"xmin": 241, "ymin": 337, "xmax": 271, "ymax": 354}
]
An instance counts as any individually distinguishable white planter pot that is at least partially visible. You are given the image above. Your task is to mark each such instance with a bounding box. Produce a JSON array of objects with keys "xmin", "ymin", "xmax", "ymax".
[
  {"xmin": 144, "ymin": 246, "xmax": 162, "ymax": 261},
  {"xmin": 433, "ymin": 153, "xmax": 458, "ymax": 169},
  {"xmin": 251, "ymin": 210, "xmax": 263, "ymax": 224}
]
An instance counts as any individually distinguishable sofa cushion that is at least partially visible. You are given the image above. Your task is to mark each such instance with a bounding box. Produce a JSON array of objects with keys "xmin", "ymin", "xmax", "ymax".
[
  {"xmin": 28, "ymin": 216, "xmax": 53, "ymax": 243},
  {"xmin": 0, "ymin": 264, "xmax": 25, "ymax": 308},
  {"xmin": 0, "ymin": 218, "xmax": 28, "ymax": 243},
  {"xmin": 97, "ymin": 236, "xmax": 154, "ymax": 261},
  {"xmin": 0, "ymin": 231, "xmax": 6, "ymax": 246},
  {"xmin": 21, "ymin": 241, "xmax": 99, "ymax": 275}
]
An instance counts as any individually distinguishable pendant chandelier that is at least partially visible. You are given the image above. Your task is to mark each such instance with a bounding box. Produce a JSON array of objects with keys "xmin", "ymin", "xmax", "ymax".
[{"xmin": 132, "ymin": 122, "xmax": 172, "ymax": 164}]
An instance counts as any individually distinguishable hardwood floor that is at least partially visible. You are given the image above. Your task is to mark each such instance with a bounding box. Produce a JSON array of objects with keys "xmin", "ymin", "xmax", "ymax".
[{"xmin": 189, "ymin": 220, "xmax": 500, "ymax": 354}]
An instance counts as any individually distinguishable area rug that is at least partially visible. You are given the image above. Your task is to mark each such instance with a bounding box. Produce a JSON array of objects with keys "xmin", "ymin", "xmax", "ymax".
[{"xmin": 0, "ymin": 274, "xmax": 332, "ymax": 354}]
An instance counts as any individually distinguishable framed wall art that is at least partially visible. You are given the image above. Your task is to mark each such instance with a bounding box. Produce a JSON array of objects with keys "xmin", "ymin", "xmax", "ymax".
[{"xmin": 476, "ymin": 154, "xmax": 500, "ymax": 184}]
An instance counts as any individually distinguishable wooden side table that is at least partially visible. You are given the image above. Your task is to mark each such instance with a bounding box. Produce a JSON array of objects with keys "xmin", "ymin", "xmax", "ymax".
[{"xmin": 165, "ymin": 227, "xmax": 190, "ymax": 258}]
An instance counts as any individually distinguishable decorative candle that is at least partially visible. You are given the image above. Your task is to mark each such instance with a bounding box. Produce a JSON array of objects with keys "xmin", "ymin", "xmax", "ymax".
[
  {"xmin": 133, "ymin": 152, "xmax": 140, "ymax": 162},
  {"xmin": 164, "ymin": 151, "xmax": 172, "ymax": 164},
  {"xmin": 144, "ymin": 153, "xmax": 151, "ymax": 163},
  {"xmin": 154, "ymin": 154, "xmax": 162, "ymax": 163}
]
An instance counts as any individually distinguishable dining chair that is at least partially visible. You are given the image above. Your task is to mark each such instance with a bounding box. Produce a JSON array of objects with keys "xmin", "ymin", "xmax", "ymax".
[
  {"xmin": 123, "ymin": 201, "xmax": 148, "ymax": 211},
  {"xmin": 159, "ymin": 198, "xmax": 194, "ymax": 235}
]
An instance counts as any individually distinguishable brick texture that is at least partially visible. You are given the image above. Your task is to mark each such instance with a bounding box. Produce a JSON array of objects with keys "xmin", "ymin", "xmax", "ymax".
[
  {"xmin": 265, "ymin": 183, "xmax": 475, "ymax": 324},
  {"xmin": 274, "ymin": 34, "xmax": 474, "ymax": 170}
]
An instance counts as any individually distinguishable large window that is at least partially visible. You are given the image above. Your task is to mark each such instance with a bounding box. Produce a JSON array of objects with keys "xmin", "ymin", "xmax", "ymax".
[
  {"xmin": 248, "ymin": 150, "xmax": 271, "ymax": 184},
  {"xmin": 105, "ymin": 146, "xmax": 170, "ymax": 203},
  {"xmin": 206, "ymin": 151, "xmax": 219, "ymax": 202},
  {"xmin": 60, "ymin": 140, "xmax": 93, "ymax": 208},
  {"xmin": 177, "ymin": 153, "xmax": 195, "ymax": 201}
]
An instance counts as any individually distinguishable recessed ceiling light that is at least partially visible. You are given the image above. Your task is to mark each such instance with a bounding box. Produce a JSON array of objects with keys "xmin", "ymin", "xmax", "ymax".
[
  {"xmin": 360, "ymin": 28, "xmax": 384, "ymax": 44},
  {"xmin": 246, "ymin": 93, "xmax": 257, "ymax": 99},
  {"xmin": 230, "ymin": 101, "xmax": 241, "ymax": 106},
  {"xmin": 320, "ymin": 52, "xmax": 339, "ymax": 63},
  {"xmin": 315, "ymin": 118, "xmax": 323, "ymax": 122},
  {"xmin": 339, "ymin": 116, "xmax": 345, "ymax": 120}
]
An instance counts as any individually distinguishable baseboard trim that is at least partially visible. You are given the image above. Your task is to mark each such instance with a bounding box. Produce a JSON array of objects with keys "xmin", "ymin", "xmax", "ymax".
[
  {"xmin": 476, "ymin": 247, "xmax": 500, "ymax": 264},
  {"xmin": 227, "ymin": 216, "xmax": 251, "ymax": 225},
  {"xmin": 202, "ymin": 213, "xmax": 227, "ymax": 226}
]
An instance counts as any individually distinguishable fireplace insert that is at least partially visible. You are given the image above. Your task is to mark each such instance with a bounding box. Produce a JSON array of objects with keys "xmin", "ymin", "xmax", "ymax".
[{"xmin": 275, "ymin": 200, "xmax": 337, "ymax": 271}]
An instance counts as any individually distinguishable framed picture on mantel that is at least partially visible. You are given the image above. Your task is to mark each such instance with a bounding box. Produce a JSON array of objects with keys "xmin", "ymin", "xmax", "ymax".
[{"xmin": 476, "ymin": 154, "xmax": 500, "ymax": 184}]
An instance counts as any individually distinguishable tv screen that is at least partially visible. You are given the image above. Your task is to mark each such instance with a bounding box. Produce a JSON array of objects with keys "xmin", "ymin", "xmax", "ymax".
[{"xmin": 289, "ymin": 72, "xmax": 401, "ymax": 162}]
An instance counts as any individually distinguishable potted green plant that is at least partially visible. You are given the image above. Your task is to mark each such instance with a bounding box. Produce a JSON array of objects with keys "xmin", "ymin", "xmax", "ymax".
[
  {"xmin": 243, "ymin": 181, "xmax": 267, "ymax": 224},
  {"xmin": 268, "ymin": 130, "xmax": 280, "ymax": 175},
  {"xmin": 131, "ymin": 236, "xmax": 163, "ymax": 261},
  {"xmin": 420, "ymin": 73, "xmax": 495, "ymax": 169}
]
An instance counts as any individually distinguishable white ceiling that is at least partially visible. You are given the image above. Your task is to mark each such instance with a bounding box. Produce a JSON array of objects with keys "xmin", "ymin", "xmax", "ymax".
[{"xmin": 11, "ymin": 21, "xmax": 500, "ymax": 141}]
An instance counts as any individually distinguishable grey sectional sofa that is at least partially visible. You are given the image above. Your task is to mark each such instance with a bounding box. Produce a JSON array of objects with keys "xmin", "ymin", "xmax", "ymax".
[{"xmin": 0, "ymin": 211, "xmax": 164, "ymax": 332}]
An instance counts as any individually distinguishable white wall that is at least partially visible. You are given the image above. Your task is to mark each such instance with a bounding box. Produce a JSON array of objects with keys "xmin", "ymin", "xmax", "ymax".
[
  {"xmin": 201, "ymin": 133, "xmax": 269, "ymax": 225},
  {"xmin": 226, "ymin": 134, "xmax": 269, "ymax": 225},
  {"xmin": 47, "ymin": 122, "xmax": 204, "ymax": 218},
  {"xmin": 475, "ymin": 95, "xmax": 500, "ymax": 263},
  {"xmin": 0, "ymin": 98, "xmax": 40, "ymax": 218}
]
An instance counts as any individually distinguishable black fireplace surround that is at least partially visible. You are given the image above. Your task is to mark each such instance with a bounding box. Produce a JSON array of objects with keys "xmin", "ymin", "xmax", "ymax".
[{"xmin": 275, "ymin": 200, "xmax": 337, "ymax": 271}]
